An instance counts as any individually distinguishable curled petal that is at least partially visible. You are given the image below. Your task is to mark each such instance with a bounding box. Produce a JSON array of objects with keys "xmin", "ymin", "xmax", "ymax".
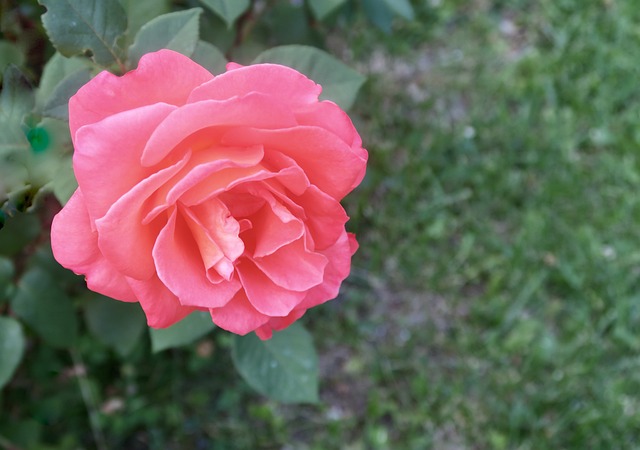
[
  {"xmin": 153, "ymin": 208, "xmax": 241, "ymax": 308},
  {"xmin": 253, "ymin": 238, "xmax": 327, "ymax": 292},
  {"xmin": 222, "ymin": 126, "xmax": 367, "ymax": 199},
  {"xmin": 73, "ymin": 103, "xmax": 177, "ymax": 222},
  {"xmin": 249, "ymin": 190, "xmax": 304, "ymax": 258},
  {"xmin": 295, "ymin": 101, "xmax": 365, "ymax": 154},
  {"xmin": 256, "ymin": 309, "xmax": 307, "ymax": 340},
  {"xmin": 189, "ymin": 63, "xmax": 321, "ymax": 107},
  {"xmin": 209, "ymin": 290, "xmax": 270, "ymax": 335},
  {"xmin": 51, "ymin": 190, "xmax": 137, "ymax": 302},
  {"xmin": 291, "ymin": 185, "xmax": 349, "ymax": 250},
  {"xmin": 95, "ymin": 151, "xmax": 191, "ymax": 280},
  {"xmin": 69, "ymin": 49, "xmax": 213, "ymax": 138},
  {"xmin": 141, "ymin": 93, "xmax": 296, "ymax": 166},
  {"xmin": 298, "ymin": 232, "xmax": 357, "ymax": 310},
  {"xmin": 236, "ymin": 260, "xmax": 306, "ymax": 316},
  {"xmin": 127, "ymin": 275, "xmax": 195, "ymax": 328}
]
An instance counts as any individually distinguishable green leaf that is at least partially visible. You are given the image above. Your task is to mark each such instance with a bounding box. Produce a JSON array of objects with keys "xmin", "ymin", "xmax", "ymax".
[
  {"xmin": 0, "ymin": 212, "xmax": 40, "ymax": 257},
  {"xmin": 42, "ymin": 69, "xmax": 91, "ymax": 121},
  {"xmin": 36, "ymin": 52, "xmax": 90, "ymax": 109},
  {"xmin": 231, "ymin": 323, "xmax": 319, "ymax": 403},
  {"xmin": 0, "ymin": 66, "xmax": 34, "ymax": 182},
  {"xmin": 382, "ymin": 0, "xmax": 414, "ymax": 20},
  {"xmin": 198, "ymin": 0, "xmax": 250, "ymax": 28},
  {"xmin": 307, "ymin": 0, "xmax": 348, "ymax": 21},
  {"xmin": 0, "ymin": 65, "xmax": 34, "ymax": 123},
  {"xmin": 0, "ymin": 316, "xmax": 25, "ymax": 389},
  {"xmin": 38, "ymin": 0, "xmax": 127, "ymax": 67},
  {"xmin": 11, "ymin": 267, "xmax": 78, "ymax": 348},
  {"xmin": 361, "ymin": 0, "xmax": 394, "ymax": 33},
  {"xmin": 84, "ymin": 293, "xmax": 146, "ymax": 356},
  {"xmin": 253, "ymin": 45, "xmax": 366, "ymax": 110},
  {"xmin": 149, "ymin": 311, "xmax": 215, "ymax": 352},
  {"xmin": 118, "ymin": 0, "xmax": 170, "ymax": 43},
  {"xmin": 191, "ymin": 40, "xmax": 228, "ymax": 75},
  {"xmin": 128, "ymin": 8, "xmax": 203, "ymax": 68},
  {"xmin": 49, "ymin": 154, "xmax": 77, "ymax": 205},
  {"xmin": 0, "ymin": 41, "xmax": 25, "ymax": 79},
  {"xmin": 0, "ymin": 257, "xmax": 14, "ymax": 303}
]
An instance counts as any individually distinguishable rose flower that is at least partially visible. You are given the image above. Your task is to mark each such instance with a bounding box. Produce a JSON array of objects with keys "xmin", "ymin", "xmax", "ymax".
[{"xmin": 51, "ymin": 49, "xmax": 367, "ymax": 339}]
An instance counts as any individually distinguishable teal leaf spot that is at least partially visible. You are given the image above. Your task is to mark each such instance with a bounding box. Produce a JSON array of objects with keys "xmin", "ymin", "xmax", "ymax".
[{"xmin": 26, "ymin": 127, "xmax": 50, "ymax": 153}]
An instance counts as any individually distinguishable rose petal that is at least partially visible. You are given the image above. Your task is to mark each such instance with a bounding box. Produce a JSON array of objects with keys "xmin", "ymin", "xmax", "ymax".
[
  {"xmin": 256, "ymin": 309, "xmax": 307, "ymax": 340},
  {"xmin": 236, "ymin": 259, "xmax": 306, "ymax": 316},
  {"xmin": 73, "ymin": 103, "xmax": 177, "ymax": 222},
  {"xmin": 69, "ymin": 49, "xmax": 213, "ymax": 138},
  {"xmin": 179, "ymin": 165, "xmax": 300, "ymax": 206},
  {"xmin": 188, "ymin": 63, "xmax": 321, "ymax": 107},
  {"xmin": 165, "ymin": 145, "xmax": 264, "ymax": 205},
  {"xmin": 127, "ymin": 275, "xmax": 195, "ymax": 328},
  {"xmin": 189, "ymin": 199, "xmax": 244, "ymax": 262},
  {"xmin": 142, "ymin": 93, "xmax": 296, "ymax": 166},
  {"xmin": 295, "ymin": 100, "xmax": 365, "ymax": 154},
  {"xmin": 153, "ymin": 208, "xmax": 241, "ymax": 308},
  {"xmin": 248, "ymin": 190, "xmax": 304, "ymax": 257},
  {"xmin": 299, "ymin": 232, "xmax": 356, "ymax": 310},
  {"xmin": 209, "ymin": 290, "xmax": 270, "ymax": 335},
  {"xmin": 292, "ymin": 185, "xmax": 348, "ymax": 250},
  {"xmin": 142, "ymin": 145, "xmax": 265, "ymax": 224},
  {"xmin": 95, "ymin": 151, "xmax": 191, "ymax": 280},
  {"xmin": 252, "ymin": 238, "xmax": 327, "ymax": 292},
  {"xmin": 51, "ymin": 190, "xmax": 137, "ymax": 302},
  {"xmin": 221, "ymin": 126, "xmax": 367, "ymax": 199}
]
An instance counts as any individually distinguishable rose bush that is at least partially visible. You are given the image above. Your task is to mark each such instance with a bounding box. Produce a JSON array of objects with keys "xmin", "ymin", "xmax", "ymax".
[{"xmin": 50, "ymin": 49, "xmax": 367, "ymax": 339}]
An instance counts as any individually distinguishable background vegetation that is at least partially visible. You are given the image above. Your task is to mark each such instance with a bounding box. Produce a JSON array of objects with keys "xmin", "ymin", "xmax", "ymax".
[{"xmin": 2, "ymin": 0, "xmax": 640, "ymax": 448}]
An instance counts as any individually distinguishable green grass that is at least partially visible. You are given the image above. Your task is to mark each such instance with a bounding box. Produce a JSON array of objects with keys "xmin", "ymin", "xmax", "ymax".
[
  {"xmin": 338, "ymin": 1, "xmax": 640, "ymax": 448},
  {"xmin": 4, "ymin": 0, "xmax": 640, "ymax": 448}
]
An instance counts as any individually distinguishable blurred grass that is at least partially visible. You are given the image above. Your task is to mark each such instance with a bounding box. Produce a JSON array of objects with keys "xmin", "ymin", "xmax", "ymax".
[
  {"xmin": 333, "ymin": 0, "xmax": 640, "ymax": 448},
  {"xmin": 4, "ymin": 0, "xmax": 640, "ymax": 448}
]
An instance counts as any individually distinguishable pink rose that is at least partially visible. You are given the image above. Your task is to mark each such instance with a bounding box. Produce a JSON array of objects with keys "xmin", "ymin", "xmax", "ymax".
[{"xmin": 51, "ymin": 49, "xmax": 367, "ymax": 339}]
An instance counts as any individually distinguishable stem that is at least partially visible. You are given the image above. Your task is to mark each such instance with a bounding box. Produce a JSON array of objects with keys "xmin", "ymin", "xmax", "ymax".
[{"xmin": 69, "ymin": 348, "xmax": 108, "ymax": 450}]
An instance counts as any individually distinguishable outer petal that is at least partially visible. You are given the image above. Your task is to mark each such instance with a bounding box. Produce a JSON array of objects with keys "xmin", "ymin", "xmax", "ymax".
[
  {"xmin": 295, "ymin": 100, "xmax": 366, "ymax": 156},
  {"xmin": 188, "ymin": 63, "xmax": 321, "ymax": 107},
  {"xmin": 291, "ymin": 185, "xmax": 349, "ymax": 250},
  {"xmin": 141, "ymin": 93, "xmax": 296, "ymax": 166},
  {"xmin": 127, "ymin": 275, "xmax": 195, "ymax": 328},
  {"xmin": 69, "ymin": 49, "xmax": 213, "ymax": 137},
  {"xmin": 73, "ymin": 103, "xmax": 177, "ymax": 222},
  {"xmin": 51, "ymin": 190, "xmax": 136, "ymax": 302},
  {"xmin": 153, "ymin": 208, "xmax": 241, "ymax": 308},
  {"xmin": 298, "ymin": 232, "xmax": 356, "ymax": 310},
  {"xmin": 255, "ymin": 309, "xmax": 307, "ymax": 340},
  {"xmin": 222, "ymin": 126, "xmax": 367, "ymax": 199},
  {"xmin": 209, "ymin": 290, "xmax": 270, "ymax": 335}
]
